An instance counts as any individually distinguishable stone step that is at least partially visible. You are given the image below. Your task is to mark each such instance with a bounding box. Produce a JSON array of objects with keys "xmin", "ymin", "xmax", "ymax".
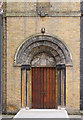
[{"xmin": 14, "ymin": 108, "xmax": 69, "ymax": 118}]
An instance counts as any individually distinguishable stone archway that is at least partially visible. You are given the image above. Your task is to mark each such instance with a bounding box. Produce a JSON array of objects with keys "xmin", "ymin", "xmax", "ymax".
[
  {"xmin": 15, "ymin": 35, "xmax": 72, "ymax": 65},
  {"xmin": 14, "ymin": 34, "xmax": 72, "ymax": 109}
]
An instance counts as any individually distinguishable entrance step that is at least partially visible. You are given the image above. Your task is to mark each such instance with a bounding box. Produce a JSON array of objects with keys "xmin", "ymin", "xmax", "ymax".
[{"xmin": 14, "ymin": 108, "xmax": 69, "ymax": 118}]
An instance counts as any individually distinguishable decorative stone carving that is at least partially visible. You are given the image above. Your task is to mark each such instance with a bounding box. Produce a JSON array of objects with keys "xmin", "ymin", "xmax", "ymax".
[
  {"xmin": 15, "ymin": 35, "xmax": 72, "ymax": 66},
  {"xmin": 31, "ymin": 53, "xmax": 56, "ymax": 67},
  {"xmin": 36, "ymin": 2, "xmax": 50, "ymax": 17}
]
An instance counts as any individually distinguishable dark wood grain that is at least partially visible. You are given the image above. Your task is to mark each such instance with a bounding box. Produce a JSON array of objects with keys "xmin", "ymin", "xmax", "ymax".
[
  {"xmin": 40, "ymin": 67, "xmax": 44, "ymax": 109},
  {"xmin": 44, "ymin": 68, "xmax": 47, "ymax": 108},
  {"xmin": 53, "ymin": 68, "xmax": 56, "ymax": 108}
]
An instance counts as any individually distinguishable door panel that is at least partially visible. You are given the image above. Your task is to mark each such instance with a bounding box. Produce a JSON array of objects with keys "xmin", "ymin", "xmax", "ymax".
[
  {"xmin": 49, "ymin": 68, "xmax": 53, "ymax": 108},
  {"xmin": 46, "ymin": 68, "xmax": 50, "ymax": 109},
  {"xmin": 40, "ymin": 68, "xmax": 44, "ymax": 109},
  {"xmin": 53, "ymin": 68, "xmax": 56, "ymax": 108},
  {"xmin": 32, "ymin": 67, "xmax": 56, "ymax": 109}
]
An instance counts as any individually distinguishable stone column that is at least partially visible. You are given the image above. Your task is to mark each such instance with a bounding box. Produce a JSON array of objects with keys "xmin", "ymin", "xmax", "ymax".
[
  {"xmin": 26, "ymin": 65, "xmax": 31, "ymax": 108},
  {"xmin": 61, "ymin": 68, "xmax": 66, "ymax": 106},
  {"xmin": 21, "ymin": 66, "xmax": 26, "ymax": 108},
  {"xmin": 21, "ymin": 65, "xmax": 31, "ymax": 108},
  {"xmin": 56, "ymin": 65, "xmax": 66, "ymax": 108}
]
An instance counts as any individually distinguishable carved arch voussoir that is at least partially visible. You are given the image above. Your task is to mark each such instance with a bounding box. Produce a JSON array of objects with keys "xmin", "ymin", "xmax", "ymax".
[{"xmin": 14, "ymin": 35, "xmax": 72, "ymax": 66}]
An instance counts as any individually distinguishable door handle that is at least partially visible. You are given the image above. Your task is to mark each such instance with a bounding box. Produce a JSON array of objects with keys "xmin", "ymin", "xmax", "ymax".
[
  {"xmin": 40, "ymin": 92, "xmax": 44, "ymax": 94},
  {"xmin": 44, "ymin": 92, "xmax": 46, "ymax": 96},
  {"xmin": 40, "ymin": 92, "xmax": 46, "ymax": 96}
]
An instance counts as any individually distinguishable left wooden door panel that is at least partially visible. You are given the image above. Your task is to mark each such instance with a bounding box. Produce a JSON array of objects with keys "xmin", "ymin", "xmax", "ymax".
[{"xmin": 32, "ymin": 67, "xmax": 44, "ymax": 108}]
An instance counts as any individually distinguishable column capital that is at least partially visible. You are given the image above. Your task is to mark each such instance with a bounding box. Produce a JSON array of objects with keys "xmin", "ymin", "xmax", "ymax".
[
  {"xmin": 21, "ymin": 65, "xmax": 31, "ymax": 70},
  {"xmin": 56, "ymin": 64, "xmax": 65, "ymax": 70}
]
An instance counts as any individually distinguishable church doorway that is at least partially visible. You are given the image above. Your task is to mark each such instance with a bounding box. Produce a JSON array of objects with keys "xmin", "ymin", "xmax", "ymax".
[
  {"xmin": 21, "ymin": 64, "xmax": 66, "ymax": 109},
  {"xmin": 15, "ymin": 35, "xmax": 72, "ymax": 109}
]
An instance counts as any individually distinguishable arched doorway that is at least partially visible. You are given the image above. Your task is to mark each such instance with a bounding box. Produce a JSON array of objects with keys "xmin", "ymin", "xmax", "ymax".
[
  {"xmin": 14, "ymin": 35, "xmax": 72, "ymax": 109},
  {"xmin": 31, "ymin": 52, "xmax": 56, "ymax": 109}
]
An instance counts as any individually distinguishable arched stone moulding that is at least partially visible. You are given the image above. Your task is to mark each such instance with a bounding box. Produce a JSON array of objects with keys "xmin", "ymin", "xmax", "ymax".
[{"xmin": 14, "ymin": 34, "xmax": 72, "ymax": 66}]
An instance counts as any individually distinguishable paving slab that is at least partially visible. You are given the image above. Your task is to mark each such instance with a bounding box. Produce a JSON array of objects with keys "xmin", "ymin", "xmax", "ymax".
[
  {"xmin": 69, "ymin": 115, "xmax": 82, "ymax": 118},
  {"xmin": 0, "ymin": 114, "xmax": 14, "ymax": 120}
]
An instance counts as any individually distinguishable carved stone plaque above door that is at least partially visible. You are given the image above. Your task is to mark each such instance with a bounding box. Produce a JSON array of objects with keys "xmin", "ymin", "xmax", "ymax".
[
  {"xmin": 36, "ymin": 2, "xmax": 50, "ymax": 17},
  {"xmin": 31, "ymin": 53, "xmax": 56, "ymax": 67}
]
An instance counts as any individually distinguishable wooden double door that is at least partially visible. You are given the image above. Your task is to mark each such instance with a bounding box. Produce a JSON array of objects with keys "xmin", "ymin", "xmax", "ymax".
[{"xmin": 32, "ymin": 67, "xmax": 56, "ymax": 109}]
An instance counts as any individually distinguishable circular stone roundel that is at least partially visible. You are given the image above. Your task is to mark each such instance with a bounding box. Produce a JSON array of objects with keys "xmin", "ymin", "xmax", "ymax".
[{"xmin": 15, "ymin": 35, "xmax": 72, "ymax": 66}]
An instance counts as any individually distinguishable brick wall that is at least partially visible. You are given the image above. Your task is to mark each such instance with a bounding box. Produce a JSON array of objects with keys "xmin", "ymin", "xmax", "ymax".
[{"xmin": 2, "ymin": 2, "xmax": 81, "ymax": 114}]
